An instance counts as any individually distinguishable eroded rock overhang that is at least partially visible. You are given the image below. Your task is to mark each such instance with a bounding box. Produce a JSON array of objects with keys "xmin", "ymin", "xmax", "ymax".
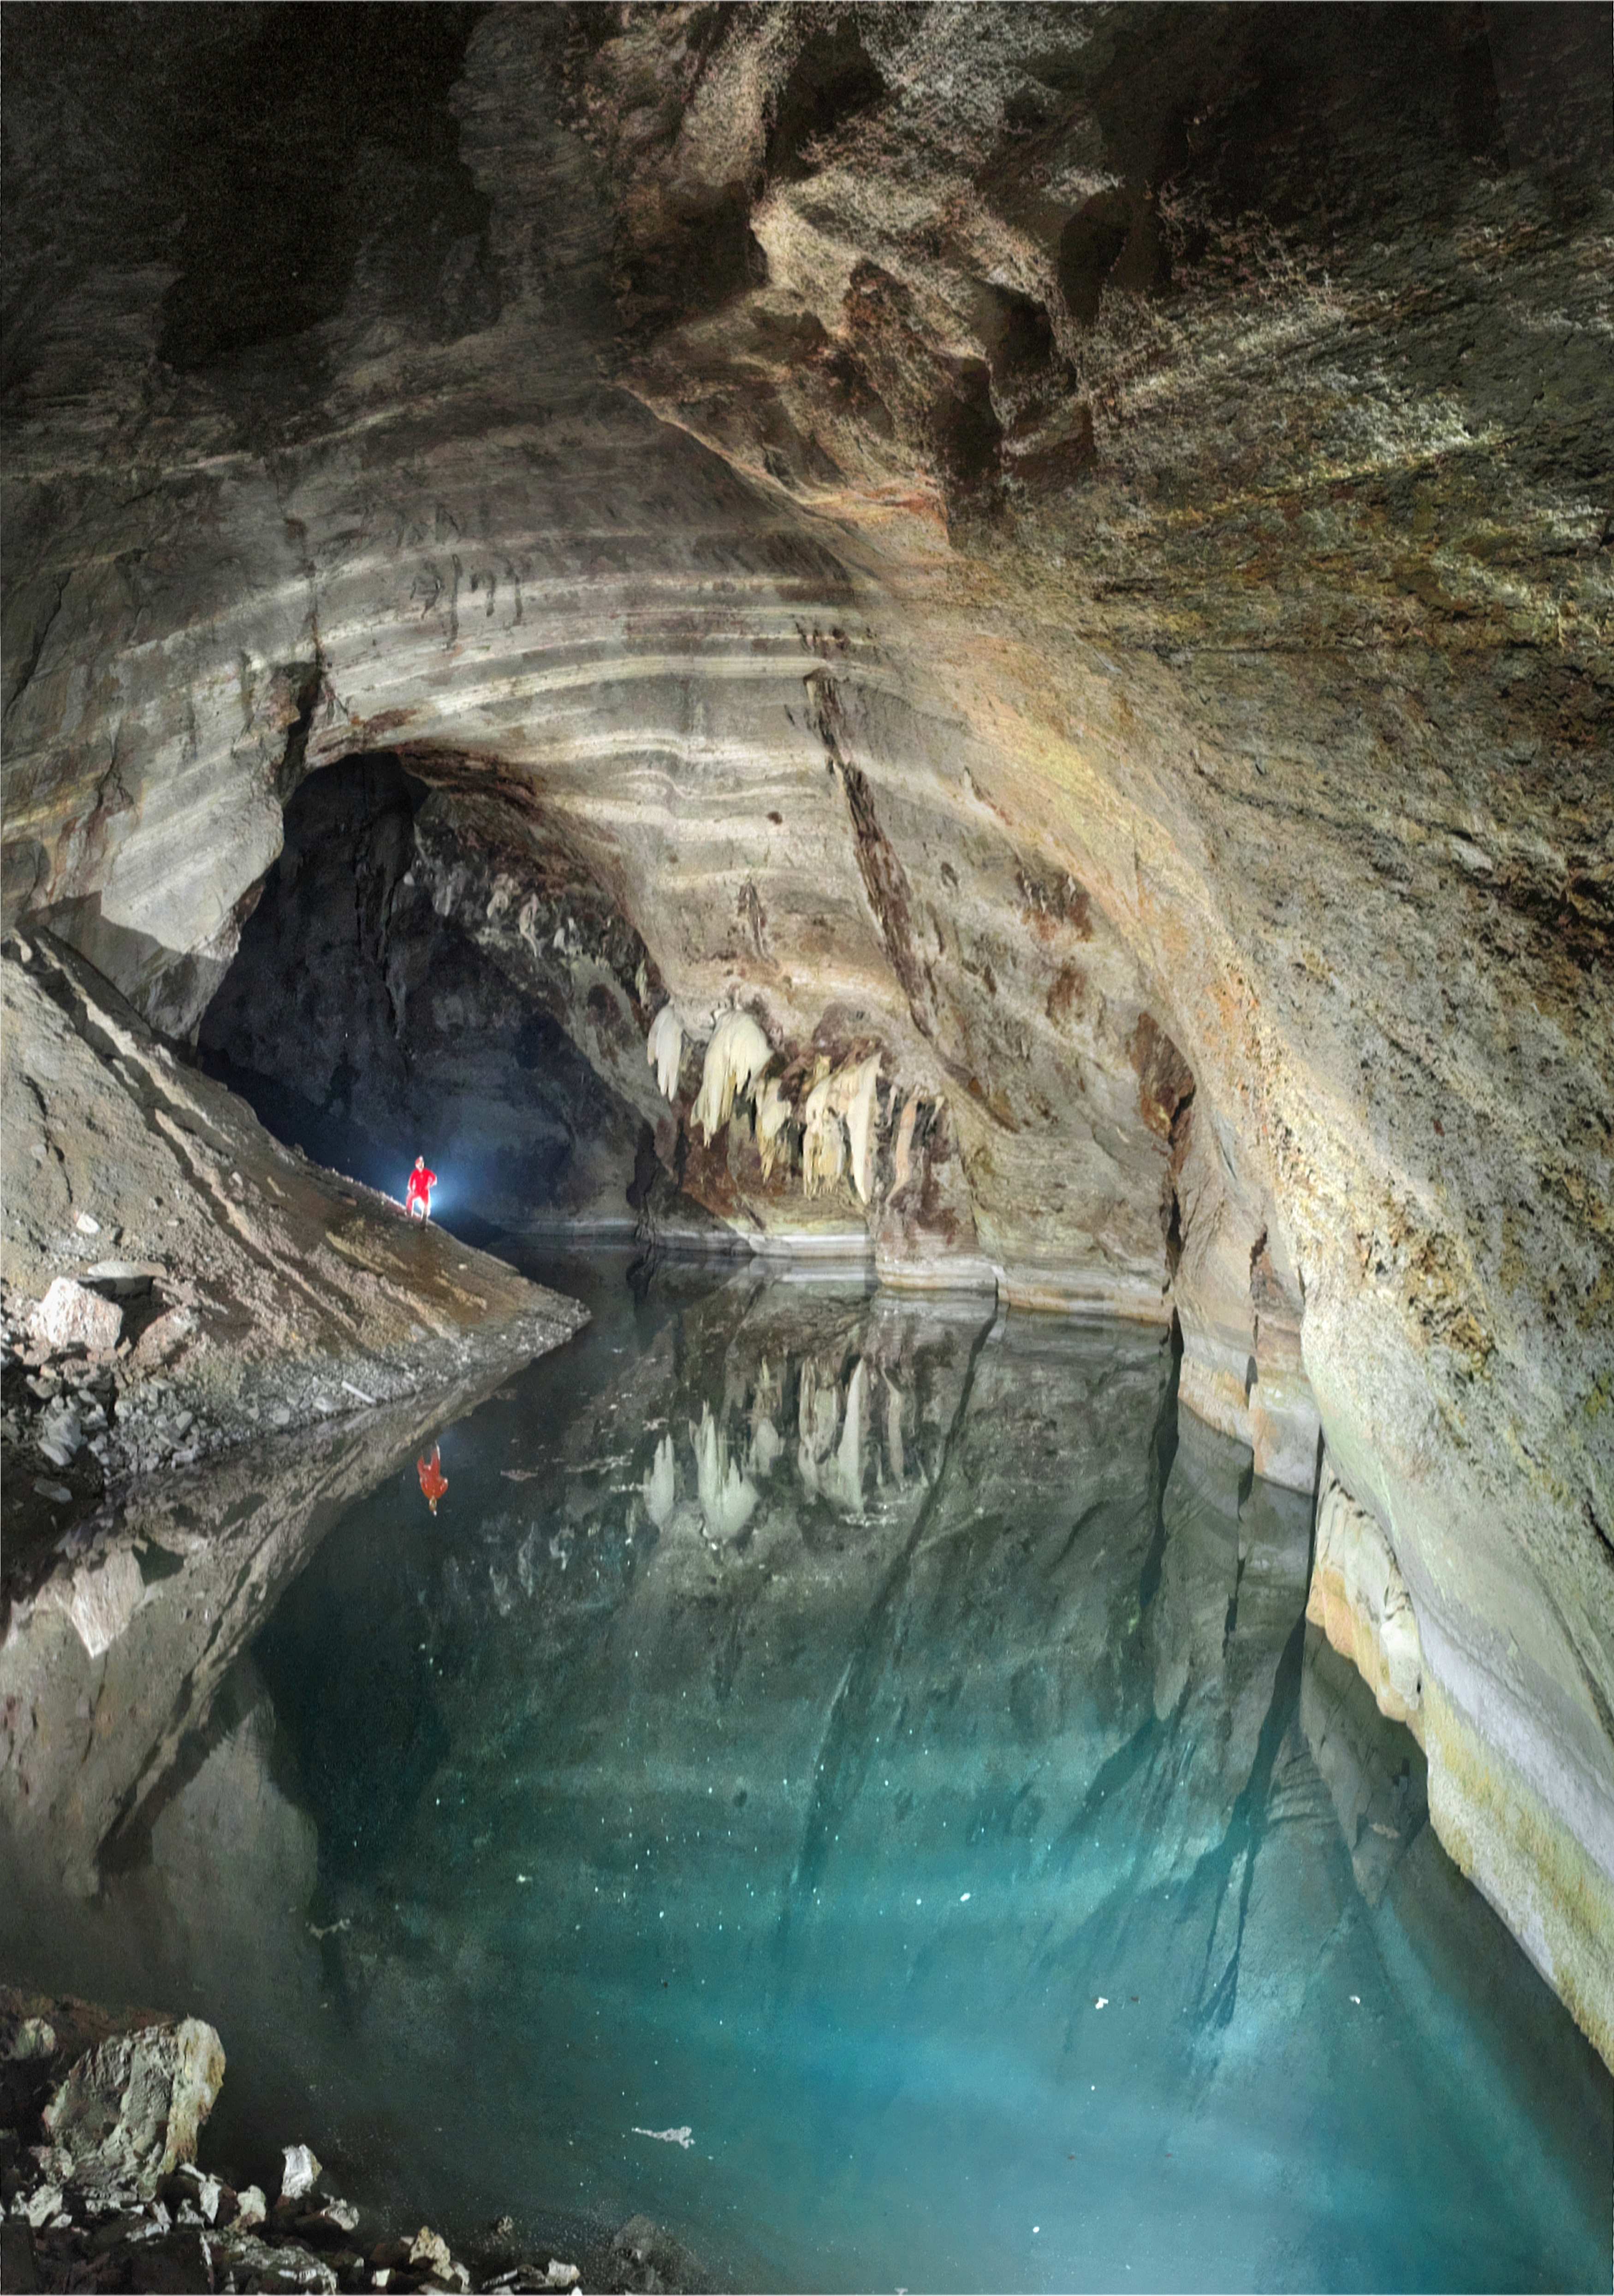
[{"xmin": 2, "ymin": 4, "xmax": 1609, "ymax": 2061}]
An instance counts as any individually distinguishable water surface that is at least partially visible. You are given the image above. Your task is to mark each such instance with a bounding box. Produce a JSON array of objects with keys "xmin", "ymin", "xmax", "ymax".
[{"xmin": 6, "ymin": 1253, "xmax": 1610, "ymax": 2290}]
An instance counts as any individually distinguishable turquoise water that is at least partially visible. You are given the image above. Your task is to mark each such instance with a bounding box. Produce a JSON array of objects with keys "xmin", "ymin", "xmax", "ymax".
[
  {"xmin": 3, "ymin": 1249, "xmax": 1604, "ymax": 2289},
  {"xmin": 237, "ymin": 1253, "xmax": 1610, "ymax": 2290}
]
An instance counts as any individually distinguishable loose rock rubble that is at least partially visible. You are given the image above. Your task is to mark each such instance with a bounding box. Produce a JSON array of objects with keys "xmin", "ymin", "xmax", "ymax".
[{"xmin": 1, "ymin": 1991, "xmax": 701, "ymax": 2294}]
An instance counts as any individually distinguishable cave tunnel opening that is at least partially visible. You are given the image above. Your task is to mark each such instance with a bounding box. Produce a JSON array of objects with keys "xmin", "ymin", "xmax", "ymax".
[{"xmin": 196, "ymin": 752, "xmax": 647, "ymax": 1249}]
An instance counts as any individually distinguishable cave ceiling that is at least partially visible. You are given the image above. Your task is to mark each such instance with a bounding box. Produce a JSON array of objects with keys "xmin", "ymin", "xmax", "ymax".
[{"xmin": 1, "ymin": 3, "xmax": 1611, "ymax": 2058}]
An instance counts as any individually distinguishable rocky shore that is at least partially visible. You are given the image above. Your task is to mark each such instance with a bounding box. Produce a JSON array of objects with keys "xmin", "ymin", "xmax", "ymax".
[
  {"xmin": 0, "ymin": 931, "xmax": 588, "ymax": 1627},
  {"xmin": 1, "ymin": 1989, "xmax": 704, "ymax": 2295}
]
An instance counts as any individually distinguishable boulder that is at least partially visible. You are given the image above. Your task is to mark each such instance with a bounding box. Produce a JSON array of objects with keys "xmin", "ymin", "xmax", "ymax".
[
  {"xmin": 38, "ymin": 2013, "xmax": 225, "ymax": 2203},
  {"xmin": 206, "ymin": 2227, "xmax": 338, "ymax": 2290},
  {"xmin": 607, "ymin": 2213, "xmax": 704, "ymax": 2295},
  {"xmin": 26, "ymin": 1277, "xmax": 121, "ymax": 1357},
  {"xmin": 278, "ymin": 2142, "xmax": 322, "ymax": 2203}
]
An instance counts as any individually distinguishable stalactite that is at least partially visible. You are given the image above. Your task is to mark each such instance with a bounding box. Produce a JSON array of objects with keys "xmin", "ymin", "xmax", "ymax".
[
  {"xmin": 647, "ymin": 1005, "xmax": 683, "ymax": 1104},
  {"xmin": 690, "ymin": 1011, "xmax": 772, "ymax": 1142},
  {"xmin": 891, "ymin": 1090, "xmax": 920, "ymax": 1195},
  {"xmin": 755, "ymin": 1076, "xmax": 793, "ymax": 1178},
  {"xmin": 842, "ymin": 1055, "xmax": 881, "ymax": 1206},
  {"xmin": 801, "ymin": 1070, "xmax": 846, "ymax": 1198}
]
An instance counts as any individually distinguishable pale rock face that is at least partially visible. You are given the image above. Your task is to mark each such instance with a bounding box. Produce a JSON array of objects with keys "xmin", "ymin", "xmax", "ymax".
[
  {"xmin": 1305, "ymin": 1455, "xmax": 1425, "ymax": 1744},
  {"xmin": 37, "ymin": 1545, "xmax": 147, "ymax": 1663},
  {"xmin": 0, "ymin": 2, "xmax": 1609, "ymax": 2064},
  {"xmin": 27, "ymin": 1278, "xmax": 123, "ymax": 1358},
  {"xmin": 279, "ymin": 2146, "xmax": 322, "ymax": 2206}
]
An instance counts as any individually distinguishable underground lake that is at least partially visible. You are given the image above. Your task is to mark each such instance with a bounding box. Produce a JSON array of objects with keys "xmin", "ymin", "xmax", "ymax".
[{"xmin": 1, "ymin": 1250, "xmax": 1607, "ymax": 2293}]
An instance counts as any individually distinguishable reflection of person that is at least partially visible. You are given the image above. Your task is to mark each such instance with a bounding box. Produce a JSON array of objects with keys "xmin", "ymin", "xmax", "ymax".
[
  {"xmin": 417, "ymin": 1444, "xmax": 447, "ymax": 1515},
  {"xmin": 405, "ymin": 1156, "xmax": 437, "ymax": 1219}
]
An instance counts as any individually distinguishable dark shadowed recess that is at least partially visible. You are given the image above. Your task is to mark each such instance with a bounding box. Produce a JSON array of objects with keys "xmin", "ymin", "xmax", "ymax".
[
  {"xmin": 253, "ymin": 1532, "xmax": 451, "ymax": 1889},
  {"xmin": 196, "ymin": 753, "xmax": 623, "ymax": 1240},
  {"xmin": 766, "ymin": 17, "xmax": 887, "ymax": 183},
  {"xmin": 155, "ymin": 1, "xmax": 497, "ymax": 372}
]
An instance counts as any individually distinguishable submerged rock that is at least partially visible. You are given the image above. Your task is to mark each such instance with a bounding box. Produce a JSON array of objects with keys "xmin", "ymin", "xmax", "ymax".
[{"xmin": 605, "ymin": 2213, "xmax": 704, "ymax": 2296}]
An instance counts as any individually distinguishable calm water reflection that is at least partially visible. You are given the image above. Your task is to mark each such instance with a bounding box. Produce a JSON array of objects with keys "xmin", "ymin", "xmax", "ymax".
[{"xmin": 4, "ymin": 1252, "xmax": 1609, "ymax": 2290}]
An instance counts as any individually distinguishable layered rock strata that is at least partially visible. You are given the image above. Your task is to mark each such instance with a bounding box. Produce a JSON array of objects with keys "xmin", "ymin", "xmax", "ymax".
[
  {"xmin": 1, "ymin": 3, "xmax": 1609, "ymax": 2060},
  {"xmin": 0, "ymin": 930, "xmax": 586, "ymax": 1609}
]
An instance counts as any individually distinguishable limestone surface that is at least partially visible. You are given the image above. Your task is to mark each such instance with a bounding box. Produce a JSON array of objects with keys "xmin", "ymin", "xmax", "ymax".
[
  {"xmin": 38, "ymin": 2012, "xmax": 225, "ymax": 2203},
  {"xmin": 1307, "ymin": 1451, "xmax": 1426, "ymax": 1742},
  {"xmin": 0, "ymin": 929, "xmax": 587, "ymax": 1605}
]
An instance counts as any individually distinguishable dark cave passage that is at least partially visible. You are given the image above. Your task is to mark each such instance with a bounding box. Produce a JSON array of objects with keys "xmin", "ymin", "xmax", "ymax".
[{"xmin": 197, "ymin": 754, "xmax": 646, "ymax": 1244}]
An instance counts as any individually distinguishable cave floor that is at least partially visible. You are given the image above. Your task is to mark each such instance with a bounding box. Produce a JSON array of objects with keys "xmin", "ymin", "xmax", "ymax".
[{"xmin": 2, "ymin": 1251, "xmax": 1607, "ymax": 2292}]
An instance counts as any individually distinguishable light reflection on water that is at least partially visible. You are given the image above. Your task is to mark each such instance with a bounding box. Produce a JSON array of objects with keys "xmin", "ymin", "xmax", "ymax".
[
  {"xmin": 5, "ymin": 1250, "xmax": 1609, "ymax": 2291},
  {"xmin": 247, "ymin": 1254, "xmax": 1608, "ymax": 2291}
]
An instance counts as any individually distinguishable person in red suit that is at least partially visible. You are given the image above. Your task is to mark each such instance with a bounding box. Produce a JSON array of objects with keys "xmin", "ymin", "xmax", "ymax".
[{"xmin": 405, "ymin": 1155, "xmax": 437, "ymax": 1219}]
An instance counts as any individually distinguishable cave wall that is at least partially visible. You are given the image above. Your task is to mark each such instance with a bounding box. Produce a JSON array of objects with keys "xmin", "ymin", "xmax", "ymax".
[
  {"xmin": 197, "ymin": 753, "xmax": 648, "ymax": 1227},
  {"xmin": 2, "ymin": 3, "xmax": 1609, "ymax": 2060}
]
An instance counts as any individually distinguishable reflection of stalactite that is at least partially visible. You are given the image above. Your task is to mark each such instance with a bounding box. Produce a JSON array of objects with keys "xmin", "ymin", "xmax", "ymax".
[
  {"xmin": 775, "ymin": 1307, "xmax": 998, "ymax": 1962},
  {"xmin": 797, "ymin": 1358, "xmax": 841, "ymax": 1471},
  {"xmin": 647, "ymin": 1333, "xmax": 921, "ymax": 1540},
  {"xmin": 643, "ymin": 1431, "xmax": 676, "ymax": 1528},
  {"xmin": 833, "ymin": 1359, "xmax": 867, "ymax": 1516},
  {"xmin": 692, "ymin": 1402, "xmax": 757, "ymax": 1539},
  {"xmin": 797, "ymin": 1358, "xmax": 867, "ymax": 1515},
  {"xmin": 749, "ymin": 1415, "xmax": 783, "ymax": 1475},
  {"xmin": 884, "ymin": 1372, "xmax": 906, "ymax": 1483}
]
